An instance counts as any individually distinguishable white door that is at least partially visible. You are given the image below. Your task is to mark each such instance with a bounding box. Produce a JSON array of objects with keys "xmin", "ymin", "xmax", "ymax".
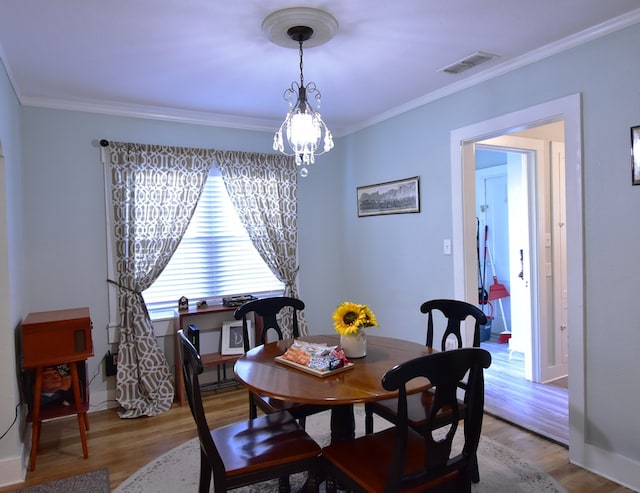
[{"xmin": 505, "ymin": 150, "xmax": 534, "ymax": 381}]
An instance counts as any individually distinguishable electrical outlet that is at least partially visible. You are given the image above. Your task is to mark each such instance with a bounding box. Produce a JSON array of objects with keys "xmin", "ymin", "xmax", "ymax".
[
  {"xmin": 443, "ymin": 239, "xmax": 452, "ymax": 255},
  {"xmin": 105, "ymin": 350, "xmax": 118, "ymax": 377}
]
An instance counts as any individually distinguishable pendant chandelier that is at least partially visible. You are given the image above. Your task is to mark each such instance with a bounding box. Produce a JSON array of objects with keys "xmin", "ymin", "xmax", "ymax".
[{"xmin": 264, "ymin": 8, "xmax": 337, "ymax": 177}]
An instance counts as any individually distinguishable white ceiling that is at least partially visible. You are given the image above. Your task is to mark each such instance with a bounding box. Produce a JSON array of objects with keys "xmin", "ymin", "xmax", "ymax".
[{"xmin": 1, "ymin": 1, "xmax": 640, "ymax": 137}]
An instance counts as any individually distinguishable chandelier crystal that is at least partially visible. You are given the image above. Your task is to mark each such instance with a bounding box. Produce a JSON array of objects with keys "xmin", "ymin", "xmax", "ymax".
[{"xmin": 273, "ymin": 26, "xmax": 334, "ymax": 177}]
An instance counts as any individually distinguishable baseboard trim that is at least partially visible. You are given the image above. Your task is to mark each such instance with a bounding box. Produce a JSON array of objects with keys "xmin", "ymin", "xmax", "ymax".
[
  {"xmin": 0, "ymin": 449, "xmax": 26, "ymax": 488},
  {"xmin": 574, "ymin": 443, "xmax": 640, "ymax": 492}
]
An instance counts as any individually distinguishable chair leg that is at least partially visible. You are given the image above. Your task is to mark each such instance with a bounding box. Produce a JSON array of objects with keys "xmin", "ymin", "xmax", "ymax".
[
  {"xmin": 249, "ymin": 393, "xmax": 257, "ymax": 419},
  {"xmin": 198, "ymin": 450, "xmax": 211, "ymax": 493},
  {"xmin": 364, "ymin": 403, "xmax": 374, "ymax": 435},
  {"xmin": 471, "ymin": 451, "xmax": 480, "ymax": 483},
  {"xmin": 278, "ymin": 475, "xmax": 291, "ymax": 492}
]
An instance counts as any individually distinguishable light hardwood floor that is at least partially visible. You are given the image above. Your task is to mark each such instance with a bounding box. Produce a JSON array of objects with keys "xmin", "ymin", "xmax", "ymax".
[
  {"xmin": 481, "ymin": 338, "xmax": 569, "ymax": 445},
  {"xmin": 0, "ymin": 387, "xmax": 632, "ymax": 493}
]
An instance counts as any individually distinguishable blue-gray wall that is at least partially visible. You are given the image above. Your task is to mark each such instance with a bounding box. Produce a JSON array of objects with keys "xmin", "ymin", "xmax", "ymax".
[
  {"xmin": 0, "ymin": 54, "xmax": 26, "ymax": 478},
  {"xmin": 2, "ymin": 19, "xmax": 640, "ymax": 490}
]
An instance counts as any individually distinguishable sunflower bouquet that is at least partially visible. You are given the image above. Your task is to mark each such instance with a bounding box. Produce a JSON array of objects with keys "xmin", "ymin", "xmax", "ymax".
[{"xmin": 332, "ymin": 301, "xmax": 378, "ymax": 336}]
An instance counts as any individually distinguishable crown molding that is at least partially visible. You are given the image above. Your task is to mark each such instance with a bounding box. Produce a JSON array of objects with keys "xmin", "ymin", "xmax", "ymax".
[{"xmin": 20, "ymin": 95, "xmax": 282, "ymax": 133}]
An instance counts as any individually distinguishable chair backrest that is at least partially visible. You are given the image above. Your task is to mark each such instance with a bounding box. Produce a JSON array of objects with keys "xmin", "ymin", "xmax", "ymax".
[
  {"xmin": 234, "ymin": 296, "xmax": 305, "ymax": 351},
  {"xmin": 420, "ymin": 299, "xmax": 487, "ymax": 350},
  {"xmin": 177, "ymin": 330, "xmax": 225, "ymax": 474},
  {"xmin": 381, "ymin": 347, "xmax": 491, "ymax": 491}
]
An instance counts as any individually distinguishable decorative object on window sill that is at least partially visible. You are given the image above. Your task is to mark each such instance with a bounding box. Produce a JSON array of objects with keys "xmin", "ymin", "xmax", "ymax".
[
  {"xmin": 263, "ymin": 7, "xmax": 337, "ymax": 177},
  {"xmin": 178, "ymin": 296, "xmax": 189, "ymax": 312},
  {"xmin": 332, "ymin": 302, "xmax": 377, "ymax": 359},
  {"xmin": 222, "ymin": 294, "xmax": 259, "ymax": 307},
  {"xmin": 357, "ymin": 176, "xmax": 421, "ymax": 217},
  {"xmin": 196, "ymin": 300, "xmax": 208, "ymax": 309}
]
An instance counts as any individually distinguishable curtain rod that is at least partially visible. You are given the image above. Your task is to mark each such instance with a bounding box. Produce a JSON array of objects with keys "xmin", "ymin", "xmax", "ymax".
[{"xmin": 100, "ymin": 139, "xmax": 109, "ymax": 147}]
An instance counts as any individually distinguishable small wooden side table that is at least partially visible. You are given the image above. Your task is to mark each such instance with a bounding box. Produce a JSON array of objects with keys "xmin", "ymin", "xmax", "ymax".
[
  {"xmin": 173, "ymin": 304, "xmax": 263, "ymax": 406},
  {"xmin": 21, "ymin": 307, "xmax": 94, "ymax": 471},
  {"xmin": 174, "ymin": 304, "xmax": 238, "ymax": 406}
]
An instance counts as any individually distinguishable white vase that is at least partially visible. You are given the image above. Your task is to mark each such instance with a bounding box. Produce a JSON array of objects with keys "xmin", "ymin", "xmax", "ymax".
[{"xmin": 340, "ymin": 329, "xmax": 367, "ymax": 358}]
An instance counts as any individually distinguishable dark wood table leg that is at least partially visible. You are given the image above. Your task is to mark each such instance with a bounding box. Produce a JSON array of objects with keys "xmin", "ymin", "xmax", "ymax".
[{"xmin": 330, "ymin": 404, "xmax": 355, "ymax": 444}]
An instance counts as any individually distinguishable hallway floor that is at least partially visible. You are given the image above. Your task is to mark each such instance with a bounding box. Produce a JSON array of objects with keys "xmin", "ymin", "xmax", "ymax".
[{"xmin": 481, "ymin": 337, "xmax": 569, "ymax": 445}]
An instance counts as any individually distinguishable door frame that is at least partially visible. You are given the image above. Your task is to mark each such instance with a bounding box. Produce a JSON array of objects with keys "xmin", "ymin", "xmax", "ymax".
[{"xmin": 449, "ymin": 94, "xmax": 584, "ymax": 460}]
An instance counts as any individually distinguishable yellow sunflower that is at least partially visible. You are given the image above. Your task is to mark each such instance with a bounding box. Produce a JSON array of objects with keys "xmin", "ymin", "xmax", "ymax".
[
  {"xmin": 361, "ymin": 305, "xmax": 378, "ymax": 328},
  {"xmin": 332, "ymin": 302, "xmax": 377, "ymax": 336}
]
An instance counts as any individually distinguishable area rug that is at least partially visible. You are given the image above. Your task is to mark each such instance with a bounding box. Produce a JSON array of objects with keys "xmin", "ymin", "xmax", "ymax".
[
  {"xmin": 12, "ymin": 468, "xmax": 109, "ymax": 493},
  {"xmin": 115, "ymin": 408, "xmax": 567, "ymax": 493}
]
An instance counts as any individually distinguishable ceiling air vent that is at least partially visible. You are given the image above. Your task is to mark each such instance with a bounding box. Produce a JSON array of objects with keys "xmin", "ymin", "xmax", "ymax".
[{"xmin": 439, "ymin": 51, "xmax": 498, "ymax": 75}]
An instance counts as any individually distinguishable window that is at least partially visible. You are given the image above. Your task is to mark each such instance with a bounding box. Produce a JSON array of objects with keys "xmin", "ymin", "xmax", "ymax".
[{"xmin": 143, "ymin": 167, "xmax": 283, "ymax": 313}]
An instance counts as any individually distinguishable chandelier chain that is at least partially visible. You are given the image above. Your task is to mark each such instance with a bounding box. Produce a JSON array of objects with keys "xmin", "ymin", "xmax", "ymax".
[{"xmin": 298, "ymin": 40, "xmax": 305, "ymax": 87}]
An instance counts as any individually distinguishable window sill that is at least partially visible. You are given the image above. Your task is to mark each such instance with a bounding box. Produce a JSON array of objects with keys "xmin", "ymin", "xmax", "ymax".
[
  {"xmin": 148, "ymin": 310, "xmax": 176, "ymax": 322},
  {"xmin": 109, "ymin": 291, "xmax": 284, "ymax": 344}
]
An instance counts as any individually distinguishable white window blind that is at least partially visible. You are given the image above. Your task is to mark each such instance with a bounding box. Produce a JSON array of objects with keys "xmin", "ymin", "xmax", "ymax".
[{"xmin": 143, "ymin": 167, "xmax": 284, "ymax": 312}]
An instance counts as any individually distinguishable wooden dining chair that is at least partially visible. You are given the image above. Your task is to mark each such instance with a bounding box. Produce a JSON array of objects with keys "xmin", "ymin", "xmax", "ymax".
[
  {"xmin": 323, "ymin": 347, "xmax": 491, "ymax": 493},
  {"xmin": 364, "ymin": 298, "xmax": 487, "ymax": 482},
  {"xmin": 177, "ymin": 330, "xmax": 321, "ymax": 493},
  {"xmin": 234, "ymin": 296, "xmax": 329, "ymax": 426}
]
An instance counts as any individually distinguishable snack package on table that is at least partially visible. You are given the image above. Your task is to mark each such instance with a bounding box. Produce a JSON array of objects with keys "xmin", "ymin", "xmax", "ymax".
[{"xmin": 281, "ymin": 340, "xmax": 350, "ymax": 371}]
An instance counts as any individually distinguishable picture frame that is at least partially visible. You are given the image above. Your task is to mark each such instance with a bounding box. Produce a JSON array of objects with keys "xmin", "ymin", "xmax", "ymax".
[
  {"xmin": 631, "ymin": 126, "xmax": 640, "ymax": 185},
  {"xmin": 357, "ymin": 176, "xmax": 420, "ymax": 217},
  {"xmin": 221, "ymin": 320, "xmax": 253, "ymax": 355}
]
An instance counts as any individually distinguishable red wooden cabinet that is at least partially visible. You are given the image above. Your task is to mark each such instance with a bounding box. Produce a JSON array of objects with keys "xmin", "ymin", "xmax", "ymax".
[{"xmin": 21, "ymin": 307, "xmax": 94, "ymax": 471}]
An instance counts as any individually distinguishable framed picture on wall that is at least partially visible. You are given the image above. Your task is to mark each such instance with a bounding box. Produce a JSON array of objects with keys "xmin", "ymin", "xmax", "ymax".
[
  {"xmin": 221, "ymin": 320, "xmax": 253, "ymax": 355},
  {"xmin": 357, "ymin": 176, "xmax": 421, "ymax": 217},
  {"xmin": 632, "ymin": 126, "xmax": 640, "ymax": 185}
]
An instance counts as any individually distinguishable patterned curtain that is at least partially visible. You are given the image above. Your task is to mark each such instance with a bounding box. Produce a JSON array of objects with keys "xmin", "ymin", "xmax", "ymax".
[
  {"xmin": 108, "ymin": 142, "xmax": 214, "ymax": 417},
  {"xmin": 215, "ymin": 151, "xmax": 308, "ymax": 336}
]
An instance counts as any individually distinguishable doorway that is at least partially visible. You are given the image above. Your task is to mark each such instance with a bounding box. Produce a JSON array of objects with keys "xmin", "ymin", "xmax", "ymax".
[
  {"xmin": 475, "ymin": 130, "xmax": 568, "ymax": 384},
  {"xmin": 450, "ymin": 94, "xmax": 584, "ymax": 453}
]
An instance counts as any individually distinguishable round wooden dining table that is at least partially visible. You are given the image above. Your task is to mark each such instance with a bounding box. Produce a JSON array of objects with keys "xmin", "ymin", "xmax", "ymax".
[{"xmin": 233, "ymin": 334, "xmax": 434, "ymax": 442}]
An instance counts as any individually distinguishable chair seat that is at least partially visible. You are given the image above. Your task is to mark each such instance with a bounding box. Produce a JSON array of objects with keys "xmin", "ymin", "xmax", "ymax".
[
  {"xmin": 322, "ymin": 427, "xmax": 465, "ymax": 493},
  {"xmin": 178, "ymin": 329, "xmax": 321, "ymax": 493},
  {"xmin": 370, "ymin": 390, "xmax": 467, "ymax": 431},
  {"xmin": 326, "ymin": 348, "xmax": 490, "ymax": 493},
  {"xmin": 213, "ymin": 411, "xmax": 320, "ymax": 480},
  {"xmin": 364, "ymin": 299, "xmax": 486, "ymax": 484}
]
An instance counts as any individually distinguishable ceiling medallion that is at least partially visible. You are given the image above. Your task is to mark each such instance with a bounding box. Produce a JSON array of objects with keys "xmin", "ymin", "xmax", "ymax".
[{"xmin": 262, "ymin": 7, "xmax": 339, "ymax": 49}]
